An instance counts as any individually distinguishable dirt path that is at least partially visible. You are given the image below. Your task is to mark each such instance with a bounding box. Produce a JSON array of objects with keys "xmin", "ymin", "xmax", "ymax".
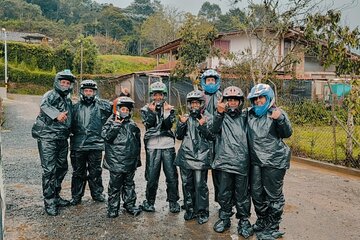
[{"xmin": 2, "ymin": 94, "xmax": 360, "ymax": 240}]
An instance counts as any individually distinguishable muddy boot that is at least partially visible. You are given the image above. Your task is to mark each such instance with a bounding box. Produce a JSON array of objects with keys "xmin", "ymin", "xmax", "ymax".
[
  {"xmin": 142, "ymin": 200, "xmax": 155, "ymax": 212},
  {"xmin": 126, "ymin": 205, "xmax": 142, "ymax": 217},
  {"xmin": 69, "ymin": 198, "xmax": 82, "ymax": 206},
  {"xmin": 56, "ymin": 197, "xmax": 70, "ymax": 207},
  {"xmin": 107, "ymin": 209, "xmax": 119, "ymax": 218},
  {"xmin": 169, "ymin": 202, "xmax": 180, "ymax": 213},
  {"xmin": 213, "ymin": 218, "xmax": 231, "ymax": 233},
  {"xmin": 267, "ymin": 217, "xmax": 284, "ymax": 239},
  {"xmin": 93, "ymin": 194, "xmax": 106, "ymax": 202},
  {"xmin": 45, "ymin": 205, "xmax": 59, "ymax": 216},
  {"xmin": 253, "ymin": 217, "xmax": 268, "ymax": 232},
  {"xmin": 184, "ymin": 209, "xmax": 196, "ymax": 221},
  {"xmin": 197, "ymin": 211, "xmax": 209, "ymax": 225},
  {"xmin": 238, "ymin": 219, "xmax": 254, "ymax": 239}
]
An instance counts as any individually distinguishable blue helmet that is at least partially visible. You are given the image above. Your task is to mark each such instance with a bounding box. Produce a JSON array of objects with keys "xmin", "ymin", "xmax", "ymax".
[
  {"xmin": 247, "ymin": 83, "xmax": 274, "ymax": 100},
  {"xmin": 247, "ymin": 83, "xmax": 275, "ymax": 116},
  {"xmin": 200, "ymin": 69, "xmax": 221, "ymax": 94}
]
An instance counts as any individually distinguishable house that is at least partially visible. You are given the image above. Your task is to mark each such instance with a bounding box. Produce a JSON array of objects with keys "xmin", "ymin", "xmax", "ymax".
[
  {"xmin": 147, "ymin": 29, "xmax": 354, "ymax": 101},
  {"xmin": 0, "ymin": 31, "xmax": 52, "ymax": 44}
]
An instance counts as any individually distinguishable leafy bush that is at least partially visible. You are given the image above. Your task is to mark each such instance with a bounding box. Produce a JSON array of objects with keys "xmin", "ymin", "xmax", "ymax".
[
  {"xmin": 283, "ymin": 100, "xmax": 332, "ymax": 125},
  {"xmin": 0, "ymin": 41, "xmax": 55, "ymax": 71},
  {"xmin": 283, "ymin": 100, "xmax": 360, "ymax": 126},
  {"xmin": 0, "ymin": 62, "xmax": 53, "ymax": 94}
]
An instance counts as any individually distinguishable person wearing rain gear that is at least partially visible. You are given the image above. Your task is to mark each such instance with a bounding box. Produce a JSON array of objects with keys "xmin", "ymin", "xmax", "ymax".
[
  {"xmin": 200, "ymin": 69, "xmax": 222, "ymax": 203},
  {"xmin": 69, "ymin": 80, "xmax": 112, "ymax": 206},
  {"xmin": 211, "ymin": 86, "xmax": 254, "ymax": 238},
  {"xmin": 175, "ymin": 90, "xmax": 215, "ymax": 225},
  {"xmin": 140, "ymin": 81, "xmax": 180, "ymax": 213},
  {"xmin": 31, "ymin": 70, "xmax": 76, "ymax": 216},
  {"xmin": 101, "ymin": 96, "xmax": 142, "ymax": 218},
  {"xmin": 247, "ymin": 83, "xmax": 292, "ymax": 239}
]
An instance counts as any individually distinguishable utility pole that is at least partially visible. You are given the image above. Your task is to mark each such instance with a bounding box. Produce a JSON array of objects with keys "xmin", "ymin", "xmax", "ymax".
[
  {"xmin": 1, "ymin": 28, "xmax": 8, "ymax": 92},
  {"xmin": 80, "ymin": 40, "xmax": 83, "ymax": 81}
]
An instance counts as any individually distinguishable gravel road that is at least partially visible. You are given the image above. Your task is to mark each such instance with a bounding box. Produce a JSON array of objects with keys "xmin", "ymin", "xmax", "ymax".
[{"xmin": 1, "ymin": 94, "xmax": 360, "ymax": 240}]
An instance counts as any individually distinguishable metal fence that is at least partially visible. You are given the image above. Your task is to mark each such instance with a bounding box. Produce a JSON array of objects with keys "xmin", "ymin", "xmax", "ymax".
[{"xmin": 95, "ymin": 76, "xmax": 360, "ymax": 168}]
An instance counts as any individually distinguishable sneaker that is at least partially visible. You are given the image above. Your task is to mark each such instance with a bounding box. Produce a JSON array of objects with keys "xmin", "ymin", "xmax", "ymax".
[
  {"xmin": 169, "ymin": 202, "xmax": 180, "ymax": 213},
  {"xmin": 93, "ymin": 194, "xmax": 106, "ymax": 202},
  {"xmin": 142, "ymin": 200, "xmax": 155, "ymax": 212},
  {"xmin": 197, "ymin": 212, "xmax": 209, "ymax": 225},
  {"xmin": 213, "ymin": 218, "xmax": 231, "ymax": 233},
  {"xmin": 238, "ymin": 219, "xmax": 254, "ymax": 239},
  {"xmin": 56, "ymin": 197, "xmax": 70, "ymax": 207},
  {"xmin": 69, "ymin": 198, "xmax": 82, "ymax": 206},
  {"xmin": 184, "ymin": 210, "xmax": 196, "ymax": 221},
  {"xmin": 45, "ymin": 206, "xmax": 59, "ymax": 216}
]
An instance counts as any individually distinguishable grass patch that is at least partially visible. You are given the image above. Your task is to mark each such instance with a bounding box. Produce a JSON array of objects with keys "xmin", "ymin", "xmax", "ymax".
[
  {"xmin": 96, "ymin": 55, "xmax": 161, "ymax": 75},
  {"xmin": 287, "ymin": 125, "xmax": 360, "ymax": 163}
]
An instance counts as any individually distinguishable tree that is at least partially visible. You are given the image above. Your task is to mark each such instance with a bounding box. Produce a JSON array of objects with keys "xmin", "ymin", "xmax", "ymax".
[
  {"xmin": 221, "ymin": 0, "xmax": 317, "ymax": 85},
  {"xmin": 215, "ymin": 8, "xmax": 246, "ymax": 32},
  {"xmin": 304, "ymin": 10, "xmax": 360, "ymax": 167},
  {"xmin": 125, "ymin": 0, "xmax": 156, "ymax": 24},
  {"xmin": 97, "ymin": 5, "xmax": 133, "ymax": 40},
  {"xmin": 140, "ymin": 7, "xmax": 182, "ymax": 52},
  {"xmin": 0, "ymin": 0, "xmax": 43, "ymax": 21},
  {"xmin": 198, "ymin": 1, "xmax": 222, "ymax": 22},
  {"xmin": 73, "ymin": 36, "xmax": 98, "ymax": 74},
  {"xmin": 172, "ymin": 13, "xmax": 218, "ymax": 84},
  {"xmin": 25, "ymin": 0, "xmax": 59, "ymax": 20},
  {"xmin": 54, "ymin": 40, "xmax": 75, "ymax": 72}
]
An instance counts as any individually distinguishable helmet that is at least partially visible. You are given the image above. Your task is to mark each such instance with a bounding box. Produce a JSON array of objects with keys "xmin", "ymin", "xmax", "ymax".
[
  {"xmin": 247, "ymin": 83, "xmax": 275, "ymax": 116},
  {"xmin": 80, "ymin": 79, "xmax": 97, "ymax": 104},
  {"xmin": 186, "ymin": 90, "xmax": 205, "ymax": 119},
  {"xmin": 113, "ymin": 96, "xmax": 135, "ymax": 121},
  {"xmin": 222, "ymin": 86, "xmax": 245, "ymax": 115},
  {"xmin": 54, "ymin": 69, "xmax": 76, "ymax": 96},
  {"xmin": 200, "ymin": 69, "xmax": 221, "ymax": 94},
  {"xmin": 247, "ymin": 83, "xmax": 274, "ymax": 100},
  {"xmin": 149, "ymin": 81, "xmax": 168, "ymax": 98},
  {"xmin": 223, "ymin": 86, "xmax": 244, "ymax": 100}
]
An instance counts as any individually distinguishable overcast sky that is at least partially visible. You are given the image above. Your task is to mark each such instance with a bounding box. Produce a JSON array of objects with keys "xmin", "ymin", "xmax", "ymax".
[{"xmin": 94, "ymin": 0, "xmax": 359, "ymax": 30}]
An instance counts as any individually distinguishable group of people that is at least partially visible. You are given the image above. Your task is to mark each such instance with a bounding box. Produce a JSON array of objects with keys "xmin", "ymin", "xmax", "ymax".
[{"xmin": 31, "ymin": 68, "xmax": 292, "ymax": 239}]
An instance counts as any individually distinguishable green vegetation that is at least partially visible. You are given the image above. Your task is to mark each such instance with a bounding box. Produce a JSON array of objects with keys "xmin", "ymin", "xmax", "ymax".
[
  {"xmin": 95, "ymin": 55, "xmax": 159, "ymax": 75},
  {"xmin": 287, "ymin": 125, "xmax": 360, "ymax": 163}
]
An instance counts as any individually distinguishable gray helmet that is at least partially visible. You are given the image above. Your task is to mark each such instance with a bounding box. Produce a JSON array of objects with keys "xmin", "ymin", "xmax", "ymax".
[
  {"xmin": 222, "ymin": 86, "xmax": 245, "ymax": 115},
  {"xmin": 80, "ymin": 79, "xmax": 97, "ymax": 103},
  {"xmin": 186, "ymin": 90, "xmax": 205, "ymax": 118},
  {"xmin": 54, "ymin": 69, "xmax": 76, "ymax": 96},
  {"xmin": 149, "ymin": 81, "xmax": 168, "ymax": 98}
]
